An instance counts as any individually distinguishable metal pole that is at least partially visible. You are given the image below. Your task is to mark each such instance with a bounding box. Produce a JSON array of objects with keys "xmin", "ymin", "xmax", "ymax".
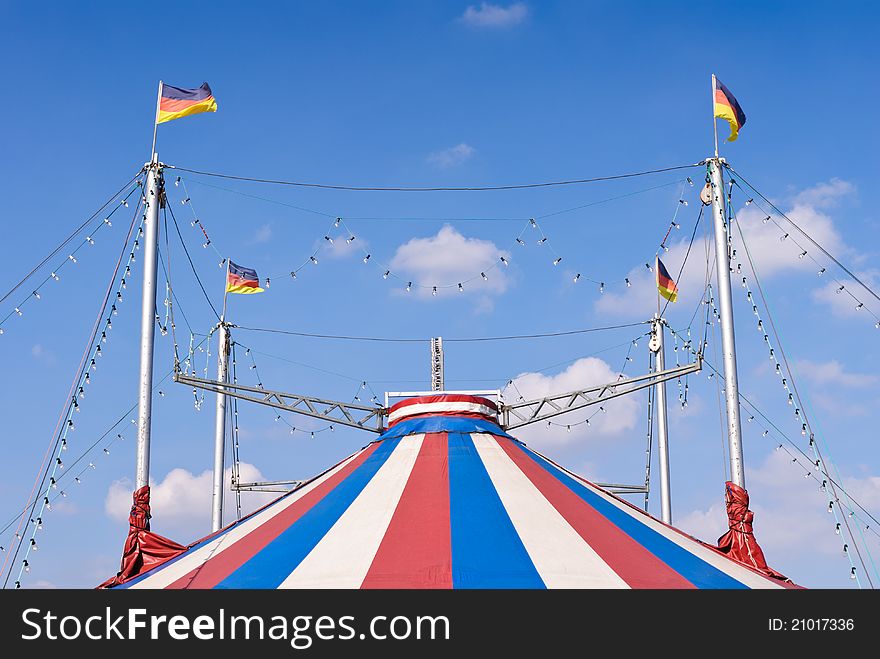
[
  {"xmin": 211, "ymin": 321, "xmax": 230, "ymax": 532},
  {"xmin": 135, "ymin": 153, "xmax": 162, "ymax": 490},
  {"xmin": 708, "ymin": 157, "xmax": 746, "ymax": 487},
  {"xmin": 651, "ymin": 315, "xmax": 672, "ymax": 523}
]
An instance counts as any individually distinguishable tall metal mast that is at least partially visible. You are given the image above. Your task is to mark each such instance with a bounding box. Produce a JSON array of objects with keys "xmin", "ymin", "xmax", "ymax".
[
  {"xmin": 135, "ymin": 153, "xmax": 162, "ymax": 490},
  {"xmin": 708, "ymin": 156, "xmax": 746, "ymax": 487},
  {"xmin": 650, "ymin": 315, "xmax": 672, "ymax": 523},
  {"xmin": 211, "ymin": 321, "xmax": 230, "ymax": 531}
]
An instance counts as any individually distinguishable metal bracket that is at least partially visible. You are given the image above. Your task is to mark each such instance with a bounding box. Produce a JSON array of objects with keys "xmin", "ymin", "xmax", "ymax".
[
  {"xmin": 499, "ymin": 357, "xmax": 701, "ymax": 430},
  {"xmin": 175, "ymin": 372, "xmax": 387, "ymax": 433}
]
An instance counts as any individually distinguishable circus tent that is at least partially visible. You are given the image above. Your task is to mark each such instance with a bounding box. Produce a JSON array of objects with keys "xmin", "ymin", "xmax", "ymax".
[{"xmin": 102, "ymin": 395, "xmax": 792, "ymax": 589}]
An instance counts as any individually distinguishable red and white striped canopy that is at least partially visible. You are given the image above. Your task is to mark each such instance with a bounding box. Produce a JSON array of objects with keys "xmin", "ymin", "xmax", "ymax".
[{"xmin": 111, "ymin": 395, "xmax": 790, "ymax": 589}]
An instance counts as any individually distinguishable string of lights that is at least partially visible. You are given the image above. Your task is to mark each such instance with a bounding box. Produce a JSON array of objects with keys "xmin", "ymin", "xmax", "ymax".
[
  {"xmin": 0, "ymin": 180, "xmax": 144, "ymax": 334},
  {"xmin": 170, "ymin": 175, "xmax": 696, "ymax": 296},
  {"xmin": 0, "ymin": 169, "xmax": 145, "ymax": 308}
]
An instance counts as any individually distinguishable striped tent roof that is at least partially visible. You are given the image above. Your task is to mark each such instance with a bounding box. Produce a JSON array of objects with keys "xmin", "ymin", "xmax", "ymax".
[{"xmin": 114, "ymin": 395, "xmax": 789, "ymax": 589}]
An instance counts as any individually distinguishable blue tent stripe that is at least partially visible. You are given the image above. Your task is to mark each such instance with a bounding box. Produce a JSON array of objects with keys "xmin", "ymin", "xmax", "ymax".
[
  {"xmin": 448, "ymin": 433, "xmax": 545, "ymax": 589},
  {"xmin": 516, "ymin": 444, "xmax": 749, "ymax": 589},
  {"xmin": 380, "ymin": 416, "xmax": 513, "ymax": 441},
  {"xmin": 215, "ymin": 437, "xmax": 403, "ymax": 588}
]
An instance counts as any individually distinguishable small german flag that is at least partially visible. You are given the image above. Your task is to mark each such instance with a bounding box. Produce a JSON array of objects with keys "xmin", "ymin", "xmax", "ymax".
[
  {"xmin": 226, "ymin": 260, "xmax": 264, "ymax": 295},
  {"xmin": 656, "ymin": 256, "xmax": 678, "ymax": 303},
  {"xmin": 157, "ymin": 82, "xmax": 218, "ymax": 125},
  {"xmin": 713, "ymin": 75, "xmax": 746, "ymax": 142}
]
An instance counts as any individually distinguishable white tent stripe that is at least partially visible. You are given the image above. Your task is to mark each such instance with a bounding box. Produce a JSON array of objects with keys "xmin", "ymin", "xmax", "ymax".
[
  {"xmin": 472, "ymin": 434, "xmax": 629, "ymax": 588},
  {"xmin": 278, "ymin": 434, "xmax": 425, "ymax": 588}
]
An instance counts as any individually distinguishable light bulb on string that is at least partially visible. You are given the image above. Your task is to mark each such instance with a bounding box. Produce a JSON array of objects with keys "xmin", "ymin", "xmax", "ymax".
[
  {"xmin": 432, "ymin": 286, "xmax": 438, "ymax": 296},
  {"xmin": 334, "ymin": 217, "xmax": 341, "ymax": 228},
  {"xmin": 406, "ymin": 282, "xmax": 412, "ymax": 292},
  {"xmin": 529, "ymin": 218, "xmax": 537, "ymax": 228},
  {"xmin": 104, "ymin": 218, "xmax": 112, "ymax": 226},
  {"xmin": 537, "ymin": 237, "xmax": 547, "ymax": 245},
  {"xmin": 500, "ymin": 256, "xmax": 509, "ymax": 266},
  {"xmin": 324, "ymin": 236, "xmax": 333, "ymax": 244},
  {"xmin": 573, "ymin": 274, "xmax": 580, "ymax": 283},
  {"xmin": 599, "ymin": 282, "xmax": 604, "ymax": 294},
  {"xmin": 310, "ymin": 256, "xmax": 318, "ymax": 265},
  {"xmin": 60, "ymin": 439, "xmax": 67, "ymax": 451},
  {"xmin": 383, "ymin": 271, "xmax": 390, "ymax": 279},
  {"xmin": 553, "ymin": 257, "xmax": 562, "ymax": 266},
  {"xmin": 851, "ymin": 567, "xmax": 857, "ymax": 579},
  {"xmin": 86, "ymin": 236, "xmax": 95, "ymax": 245},
  {"xmin": 56, "ymin": 458, "xmax": 63, "ymax": 469},
  {"xmin": 625, "ymin": 278, "xmax": 631, "ymax": 287},
  {"xmin": 14, "ymin": 307, "xmax": 22, "ymax": 316},
  {"xmin": 346, "ymin": 236, "xmax": 356, "ymax": 244},
  {"xmin": 50, "ymin": 477, "xmax": 57, "ymax": 490},
  {"xmin": 458, "ymin": 283, "xmax": 464, "ymax": 293},
  {"xmin": 515, "ymin": 238, "xmax": 525, "ymax": 246},
  {"xmin": 23, "ymin": 560, "xmax": 30, "ymax": 573},
  {"xmin": 363, "ymin": 254, "xmax": 371, "ymax": 263},
  {"xmin": 290, "ymin": 271, "xmax": 297, "ymax": 280},
  {"xmin": 780, "ymin": 233, "xmax": 789, "ymax": 242},
  {"xmin": 481, "ymin": 272, "xmax": 488, "ymax": 281},
  {"xmin": 762, "ymin": 216, "xmax": 770, "ymax": 224}
]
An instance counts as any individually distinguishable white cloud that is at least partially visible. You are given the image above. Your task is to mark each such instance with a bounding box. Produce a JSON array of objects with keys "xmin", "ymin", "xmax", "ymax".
[
  {"xmin": 676, "ymin": 450, "xmax": 880, "ymax": 586},
  {"xmin": 105, "ymin": 462, "xmax": 276, "ymax": 541},
  {"xmin": 794, "ymin": 359, "xmax": 878, "ymax": 388},
  {"xmin": 792, "ymin": 178, "xmax": 855, "ymax": 209},
  {"xmin": 461, "ymin": 2, "xmax": 528, "ymax": 28},
  {"xmin": 389, "ymin": 225, "xmax": 510, "ymax": 301},
  {"xmin": 249, "ymin": 223, "xmax": 272, "ymax": 245},
  {"xmin": 506, "ymin": 357, "xmax": 641, "ymax": 449},
  {"xmin": 427, "ymin": 143, "xmax": 475, "ymax": 169}
]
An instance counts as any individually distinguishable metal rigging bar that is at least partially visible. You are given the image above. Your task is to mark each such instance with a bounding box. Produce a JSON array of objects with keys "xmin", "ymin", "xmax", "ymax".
[
  {"xmin": 174, "ymin": 373, "xmax": 386, "ymax": 433},
  {"xmin": 499, "ymin": 358, "xmax": 702, "ymax": 430}
]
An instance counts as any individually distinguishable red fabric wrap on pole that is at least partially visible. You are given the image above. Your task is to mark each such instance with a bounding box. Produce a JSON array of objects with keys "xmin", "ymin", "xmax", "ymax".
[
  {"xmin": 98, "ymin": 485, "xmax": 186, "ymax": 588},
  {"xmin": 716, "ymin": 481, "xmax": 789, "ymax": 582}
]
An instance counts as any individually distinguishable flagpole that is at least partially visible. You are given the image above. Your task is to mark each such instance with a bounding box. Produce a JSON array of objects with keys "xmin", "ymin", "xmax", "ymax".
[
  {"xmin": 151, "ymin": 81, "xmax": 163, "ymax": 158},
  {"xmin": 212, "ymin": 257, "xmax": 231, "ymax": 532},
  {"xmin": 712, "ymin": 74, "xmax": 719, "ymax": 159}
]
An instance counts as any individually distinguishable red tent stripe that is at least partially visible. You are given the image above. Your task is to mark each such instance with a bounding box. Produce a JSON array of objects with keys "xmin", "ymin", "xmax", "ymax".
[
  {"xmin": 361, "ymin": 433, "xmax": 453, "ymax": 588},
  {"xmin": 166, "ymin": 442, "xmax": 381, "ymax": 589},
  {"xmin": 497, "ymin": 437, "xmax": 696, "ymax": 589}
]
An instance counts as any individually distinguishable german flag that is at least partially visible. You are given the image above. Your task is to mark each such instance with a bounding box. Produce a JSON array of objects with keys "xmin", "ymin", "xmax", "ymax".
[
  {"xmin": 226, "ymin": 260, "xmax": 264, "ymax": 295},
  {"xmin": 656, "ymin": 256, "xmax": 678, "ymax": 303},
  {"xmin": 713, "ymin": 76, "xmax": 746, "ymax": 142},
  {"xmin": 157, "ymin": 82, "xmax": 218, "ymax": 125}
]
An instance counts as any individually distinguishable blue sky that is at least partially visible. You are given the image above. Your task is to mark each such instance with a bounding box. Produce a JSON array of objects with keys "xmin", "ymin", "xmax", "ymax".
[{"xmin": 1, "ymin": 1, "xmax": 879, "ymax": 589}]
